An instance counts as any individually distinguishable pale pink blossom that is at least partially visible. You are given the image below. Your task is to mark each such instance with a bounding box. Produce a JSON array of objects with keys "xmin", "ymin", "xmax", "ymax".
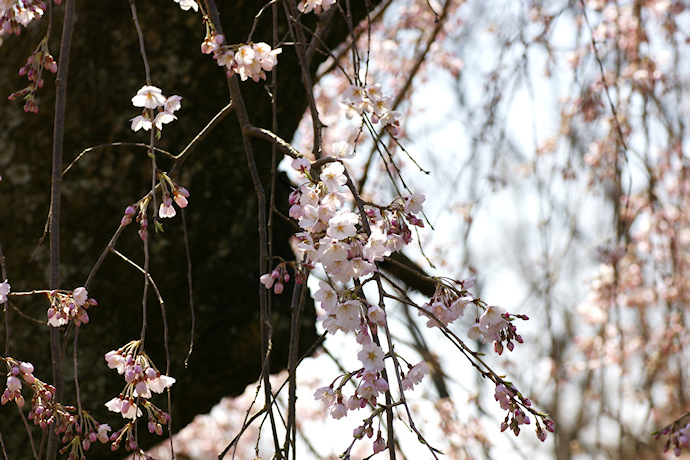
[
  {"xmin": 327, "ymin": 209, "xmax": 358, "ymax": 240},
  {"xmin": 314, "ymin": 281, "xmax": 337, "ymax": 312},
  {"xmin": 331, "ymin": 141, "xmax": 355, "ymax": 159},
  {"xmin": 234, "ymin": 45, "xmax": 255, "ymax": 66},
  {"xmin": 260, "ymin": 273, "xmax": 275, "ymax": 289},
  {"xmin": 468, "ymin": 322, "xmax": 488, "ymax": 341},
  {"xmin": 320, "ymin": 162, "xmax": 347, "ymax": 193},
  {"xmin": 72, "ymin": 287, "xmax": 88, "ymax": 306},
  {"xmin": 97, "ymin": 424, "xmax": 111, "ymax": 443},
  {"xmin": 104, "ymin": 350, "xmax": 126, "ymax": 374},
  {"xmin": 147, "ymin": 374, "xmax": 176, "ymax": 393},
  {"xmin": 154, "ymin": 111, "xmax": 177, "ymax": 130},
  {"xmin": 164, "ymin": 95, "xmax": 182, "ymax": 113},
  {"xmin": 357, "ymin": 342, "xmax": 385, "ymax": 372},
  {"xmin": 173, "ymin": 0, "xmax": 199, "ymax": 12},
  {"xmin": 131, "ymin": 85, "xmax": 166, "ymax": 109},
  {"xmin": 6, "ymin": 375, "xmax": 21, "ymax": 393},
  {"xmin": 479, "ymin": 305, "xmax": 507, "ymax": 327},
  {"xmin": 130, "ymin": 114, "xmax": 152, "ymax": 132},
  {"xmin": 407, "ymin": 361, "xmax": 429, "ymax": 385},
  {"xmin": 403, "ymin": 193, "xmax": 425, "ymax": 214},
  {"xmin": 105, "ymin": 397, "xmax": 141, "ymax": 419},
  {"xmin": 291, "ymin": 157, "xmax": 311, "ymax": 173},
  {"xmin": 313, "ymin": 386, "xmax": 335, "ymax": 406},
  {"xmin": 159, "ymin": 195, "xmax": 177, "ymax": 218},
  {"xmin": 367, "ymin": 305, "xmax": 386, "ymax": 325},
  {"xmin": 0, "ymin": 280, "xmax": 9, "ymax": 303}
]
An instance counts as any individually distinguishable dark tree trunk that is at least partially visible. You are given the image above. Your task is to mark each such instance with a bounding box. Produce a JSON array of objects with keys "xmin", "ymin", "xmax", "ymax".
[{"xmin": 0, "ymin": 0, "xmax": 378, "ymax": 456}]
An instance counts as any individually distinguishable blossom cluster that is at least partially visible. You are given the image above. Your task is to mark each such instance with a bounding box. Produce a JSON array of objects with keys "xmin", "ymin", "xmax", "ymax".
[
  {"xmin": 2, "ymin": 356, "xmax": 111, "ymax": 457},
  {"xmin": 104, "ymin": 340, "xmax": 174, "ymax": 451},
  {"xmin": 655, "ymin": 417, "xmax": 690, "ymax": 457},
  {"xmin": 2, "ymin": 358, "xmax": 35, "ymax": 407},
  {"xmin": 47, "ymin": 287, "xmax": 98, "ymax": 327},
  {"xmin": 417, "ymin": 280, "xmax": 472, "ymax": 328},
  {"xmin": 494, "ymin": 383, "xmax": 553, "ymax": 442},
  {"xmin": 259, "ymin": 144, "xmax": 436, "ymax": 439},
  {"xmin": 120, "ymin": 173, "xmax": 189, "ymax": 240},
  {"xmin": 8, "ymin": 36, "xmax": 56, "ymax": 113},
  {"xmin": 129, "ymin": 85, "xmax": 182, "ymax": 133},
  {"xmin": 156, "ymin": 171, "xmax": 190, "ymax": 219},
  {"xmin": 209, "ymin": 37, "xmax": 282, "ymax": 83},
  {"xmin": 1, "ymin": 0, "xmax": 45, "ymax": 37},
  {"xmin": 341, "ymin": 83, "xmax": 401, "ymax": 135}
]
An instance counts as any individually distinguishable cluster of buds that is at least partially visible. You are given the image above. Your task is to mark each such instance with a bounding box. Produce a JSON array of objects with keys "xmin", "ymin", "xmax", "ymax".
[
  {"xmin": 1, "ymin": 0, "xmax": 45, "ymax": 36},
  {"xmin": 654, "ymin": 416, "xmax": 690, "ymax": 457},
  {"xmin": 2, "ymin": 358, "xmax": 35, "ymax": 407},
  {"xmin": 129, "ymin": 85, "xmax": 182, "ymax": 134},
  {"xmin": 467, "ymin": 304, "xmax": 528, "ymax": 355},
  {"xmin": 121, "ymin": 177, "xmax": 189, "ymax": 240},
  {"xmin": 203, "ymin": 28, "xmax": 282, "ymax": 82},
  {"xmin": 495, "ymin": 383, "xmax": 553, "ymax": 442},
  {"xmin": 260, "ymin": 262, "xmax": 292, "ymax": 295},
  {"xmin": 2, "ymin": 357, "xmax": 110, "ymax": 456},
  {"xmin": 341, "ymin": 83, "xmax": 401, "ymax": 135},
  {"xmin": 417, "ymin": 278, "xmax": 473, "ymax": 328},
  {"xmin": 58, "ymin": 411, "xmax": 111, "ymax": 459},
  {"xmin": 314, "ymin": 364, "xmax": 392, "ymax": 423},
  {"xmin": 157, "ymin": 171, "xmax": 189, "ymax": 219},
  {"xmin": 352, "ymin": 422, "xmax": 386, "ymax": 455},
  {"xmin": 47, "ymin": 287, "xmax": 98, "ymax": 327},
  {"xmin": 104, "ymin": 341, "xmax": 174, "ymax": 451},
  {"xmin": 8, "ymin": 36, "xmax": 56, "ymax": 113},
  {"xmin": 217, "ymin": 41, "xmax": 282, "ymax": 83},
  {"xmin": 123, "ymin": 198, "xmax": 151, "ymax": 241}
]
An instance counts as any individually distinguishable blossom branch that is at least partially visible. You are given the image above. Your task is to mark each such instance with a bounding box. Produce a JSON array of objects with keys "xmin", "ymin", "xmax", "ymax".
[{"xmin": 47, "ymin": 0, "xmax": 77, "ymax": 456}]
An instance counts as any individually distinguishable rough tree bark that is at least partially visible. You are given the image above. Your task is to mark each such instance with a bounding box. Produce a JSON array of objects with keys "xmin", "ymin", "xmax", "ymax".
[{"xmin": 0, "ymin": 0, "xmax": 381, "ymax": 456}]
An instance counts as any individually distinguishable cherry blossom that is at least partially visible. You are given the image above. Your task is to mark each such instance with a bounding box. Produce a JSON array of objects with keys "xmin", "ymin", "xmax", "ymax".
[
  {"xmin": 172, "ymin": 0, "xmax": 199, "ymax": 12},
  {"xmin": 298, "ymin": 0, "xmax": 336, "ymax": 15},
  {"xmin": 47, "ymin": 287, "xmax": 97, "ymax": 327},
  {"xmin": 131, "ymin": 85, "xmax": 166, "ymax": 109},
  {"xmin": 320, "ymin": 162, "xmax": 347, "ymax": 193},
  {"xmin": 357, "ymin": 342, "xmax": 385, "ymax": 372},
  {"xmin": 0, "ymin": 279, "xmax": 9, "ymax": 303}
]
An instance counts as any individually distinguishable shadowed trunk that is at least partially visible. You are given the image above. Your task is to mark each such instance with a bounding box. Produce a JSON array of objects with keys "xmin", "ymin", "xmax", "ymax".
[{"xmin": 0, "ymin": 0, "xmax": 379, "ymax": 456}]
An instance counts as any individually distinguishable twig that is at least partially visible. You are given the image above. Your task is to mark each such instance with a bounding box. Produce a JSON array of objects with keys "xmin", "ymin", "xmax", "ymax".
[
  {"xmin": 47, "ymin": 0, "xmax": 77, "ymax": 456},
  {"xmin": 181, "ymin": 208, "xmax": 196, "ymax": 368}
]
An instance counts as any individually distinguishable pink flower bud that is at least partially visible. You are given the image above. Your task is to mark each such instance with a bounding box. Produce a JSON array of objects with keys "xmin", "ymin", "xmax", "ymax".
[
  {"xmin": 274, "ymin": 282, "xmax": 284, "ymax": 294},
  {"xmin": 373, "ymin": 435, "xmax": 386, "ymax": 453}
]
